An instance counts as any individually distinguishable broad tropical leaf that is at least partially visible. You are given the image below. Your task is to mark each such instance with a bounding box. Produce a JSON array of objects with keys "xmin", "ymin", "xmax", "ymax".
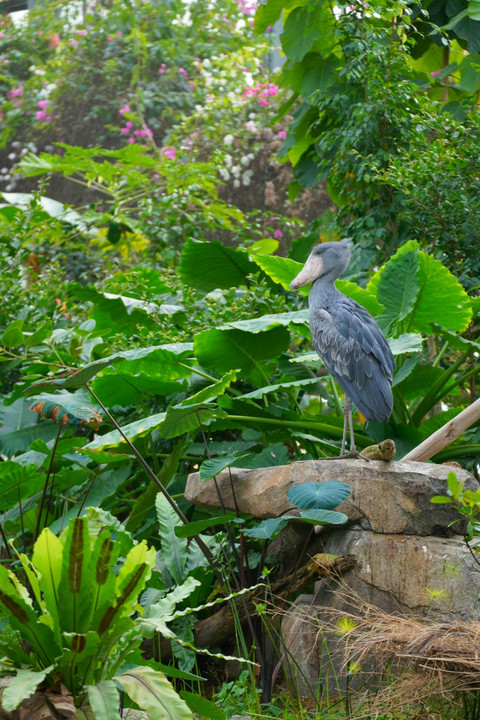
[
  {"xmin": 175, "ymin": 515, "xmax": 238, "ymax": 539},
  {"xmin": 287, "ymin": 480, "xmax": 351, "ymax": 510},
  {"xmin": 161, "ymin": 403, "xmax": 221, "ymax": 439},
  {"xmin": 369, "ymin": 241, "xmax": 472, "ymax": 334},
  {"xmin": 86, "ymin": 680, "xmax": 121, "ymax": 720},
  {"xmin": 252, "ymin": 254, "xmax": 307, "ymax": 293},
  {"xmin": 0, "ymin": 667, "xmax": 52, "ymax": 712},
  {"xmin": 29, "ymin": 392, "xmax": 102, "ymax": 427},
  {"xmin": 243, "ymin": 517, "xmax": 287, "ymax": 539},
  {"xmin": 22, "ymin": 344, "xmax": 193, "ymax": 397},
  {"xmin": 179, "ymin": 238, "xmax": 256, "ymax": 291},
  {"xmin": 194, "ymin": 325, "xmax": 291, "ymax": 374},
  {"xmin": 375, "ymin": 244, "xmax": 420, "ymax": 332},
  {"xmin": 115, "ymin": 666, "xmax": 194, "ymax": 720},
  {"xmin": 180, "ymin": 691, "xmax": 226, "ymax": 720},
  {"xmin": 84, "ymin": 411, "xmax": 166, "ymax": 450},
  {"xmin": 199, "ymin": 453, "xmax": 248, "ymax": 482}
]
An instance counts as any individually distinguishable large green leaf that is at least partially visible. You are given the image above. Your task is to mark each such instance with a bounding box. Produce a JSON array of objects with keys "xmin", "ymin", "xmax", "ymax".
[
  {"xmin": 115, "ymin": 666, "xmax": 194, "ymax": 720},
  {"xmin": 199, "ymin": 453, "xmax": 248, "ymax": 482},
  {"xmin": 1, "ymin": 667, "xmax": 52, "ymax": 712},
  {"xmin": 29, "ymin": 391, "xmax": 102, "ymax": 427},
  {"xmin": 194, "ymin": 325, "xmax": 291, "ymax": 374},
  {"xmin": 23, "ymin": 344, "xmax": 193, "ymax": 397},
  {"xmin": 180, "ymin": 691, "xmax": 226, "ymax": 720},
  {"xmin": 70, "ymin": 284, "xmax": 156, "ymax": 337},
  {"xmin": 412, "ymin": 250, "xmax": 472, "ymax": 333},
  {"xmin": 179, "ymin": 239, "xmax": 256, "ymax": 291},
  {"xmin": 223, "ymin": 310, "xmax": 309, "ymax": 333},
  {"xmin": 86, "ymin": 680, "xmax": 121, "ymax": 720},
  {"xmin": 287, "ymin": 480, "xmax": 351, "ymax": 510},
  {"xmin": 375, "ymin": 244, "xmax": 420, "ymax": 332},
  {"xmin": 84, "ymin": 412, "xmax": 166, "ymax": 450},
  {"xmin": 254, "ymin": 0, "xmax": 284, "ymax": 34},
  {"xmin": 252, "ymin": 254, "xmax": 307, "ymax": 293},
  {"xmin": 0, "ymin": 462, "xmax": 45, "ymax": 510},
  {"xmin": 281, "ymin": 6, "xmax": 327, "ymax": 62},
  {"xmin": 161, "ymin": 403, "xmax": 221, "ymax": 439},
  {"xmin": 0, "ymin": 397, "xmax": 59, "ymax": 456},
  {"xmin": 335, "ymin": 280, "xmax": 384, "ymax": 317},
  {"xmin": 92, "ymin": 370, "xmax": 186, "ymax": 407},
  {"xmin": 369, "ymin": 241, "xmax": 472, "ymax": 334},
  {"xmin": 241, "ymin": 377, "xmax": 321, "ymax": 399}
]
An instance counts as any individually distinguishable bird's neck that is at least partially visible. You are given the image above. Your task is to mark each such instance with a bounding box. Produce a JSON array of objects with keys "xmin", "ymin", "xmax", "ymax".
[{"xmin": 309, "ymin": 273, "xmax": 339, "ymax": 306}]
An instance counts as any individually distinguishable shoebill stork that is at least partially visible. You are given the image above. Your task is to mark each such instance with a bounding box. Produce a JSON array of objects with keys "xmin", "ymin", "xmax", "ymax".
[{"xmin": 289, "ymin": 239, "xmax": 395, "ymax": 458}]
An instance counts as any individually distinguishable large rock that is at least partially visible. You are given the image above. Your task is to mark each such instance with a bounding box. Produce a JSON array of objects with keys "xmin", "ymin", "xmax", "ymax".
[
  {"xmin": 185, "ymin": 459, "xmax": 480, "ymax": 696},
  {"xmin": 282, "ymin": 530, "xmax": 480, "ymax": 696},
  {"xmin": 185, "ymin": 459, "xmax": 477, "ymax": 535}
]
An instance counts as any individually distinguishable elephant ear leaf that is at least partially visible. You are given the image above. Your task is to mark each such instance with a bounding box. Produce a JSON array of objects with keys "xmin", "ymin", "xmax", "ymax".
[
  {"xmin": 29, "ymin": 391, "xmax": 102, "ymax": 428},
  {"xmin": 287, "ymin": 480, "xmax": 351, "ymax": 510}
]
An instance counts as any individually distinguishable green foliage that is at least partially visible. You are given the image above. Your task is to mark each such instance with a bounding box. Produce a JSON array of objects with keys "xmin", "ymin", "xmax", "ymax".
[{"xmin": 0, "ymin": 510, "xmax": 195, "ymax": 719}]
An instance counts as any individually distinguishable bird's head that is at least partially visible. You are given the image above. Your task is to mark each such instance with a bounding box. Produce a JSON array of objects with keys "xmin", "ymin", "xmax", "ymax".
[{"xmin": 289, "ymin": 238, "xmax": 353, "ymax": 290}]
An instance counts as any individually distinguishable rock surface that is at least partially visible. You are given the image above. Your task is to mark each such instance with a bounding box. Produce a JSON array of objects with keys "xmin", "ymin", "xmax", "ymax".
[
  {"xmin": 185, "ymin": 459, "xmax": 476, "ymax": 535},
  {"xmin": 185, "ymin": 458, "xmax": 480, "ymax": 697}
]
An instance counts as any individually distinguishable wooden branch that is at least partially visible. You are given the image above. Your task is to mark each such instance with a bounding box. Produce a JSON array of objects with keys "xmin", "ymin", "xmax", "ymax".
[
  {"xmin": 194, "ymin": 553, "xmax": 356, "ymax": 650},
  {"xmin": 402, "ymin": 398, "xmax": 480, "ymax": 463}
]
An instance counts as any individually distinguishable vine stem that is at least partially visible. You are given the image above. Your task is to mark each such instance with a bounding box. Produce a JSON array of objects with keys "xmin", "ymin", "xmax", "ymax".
[{"xmin": 86, "ymin": 384, "xmax": 224, "ymax": 586}]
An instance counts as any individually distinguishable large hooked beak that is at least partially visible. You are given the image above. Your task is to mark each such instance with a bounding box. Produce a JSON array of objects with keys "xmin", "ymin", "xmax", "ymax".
[{"xmin": 289, "ymin": 253, "xmax": 323, "ymax": 290}]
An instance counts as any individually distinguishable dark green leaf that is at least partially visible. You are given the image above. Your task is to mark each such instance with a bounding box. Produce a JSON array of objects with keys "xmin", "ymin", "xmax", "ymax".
[
  {"xmin": 179, "ymin": 239, "xmax": 256, "ymax": 292},
  {"xmin": 296, "ymin": 508, "xmax": 348, "ymax": 525},
  {"xmin": 243, "ymin": 517, "xmax": 287, "ymax": 539},
  {"xmin": 194, "ymin": 325, "xmax": 290, "ymax": 374},
  {"xmin": 1, "ymin": 319, "xmax": 25, "ymax": 348},
  {"xmin": 200, "ymin": 453, "xmax": 248, "ymax": 482},
  {"xmin": 180, "ymin": 690, "xmax": 226, "ymax": 720},
  {"xmin": 175, "ymin": 514, "xmax": 238, "ymax": 538},
  {"xmin": 161, "ymin": 403, "xmax": 221, "ymax": 440}
]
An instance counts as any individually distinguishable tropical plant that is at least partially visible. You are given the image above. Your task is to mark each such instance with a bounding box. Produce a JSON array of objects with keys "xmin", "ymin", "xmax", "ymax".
[{"xmin": 0, "ymin": 509, "xmax": 195, "ymax": 719}]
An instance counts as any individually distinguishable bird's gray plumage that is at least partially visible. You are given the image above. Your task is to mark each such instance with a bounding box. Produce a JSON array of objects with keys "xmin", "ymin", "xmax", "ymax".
[{"xmin": 290, "ymin": 238, "xmax": 395, "ymax": 451}]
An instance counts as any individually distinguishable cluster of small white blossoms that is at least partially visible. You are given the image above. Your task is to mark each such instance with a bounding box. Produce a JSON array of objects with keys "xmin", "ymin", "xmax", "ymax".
[
  {"xmin": 219, "ymin": 143, "xmax": 255, "ymax": 187},
  {"xmin": 0, "ymin": 141, "xmax": 43, "ymax": 191},
  {"xmin": 187, "ymin": 50, "xmax": 279, "ymax": 188}
]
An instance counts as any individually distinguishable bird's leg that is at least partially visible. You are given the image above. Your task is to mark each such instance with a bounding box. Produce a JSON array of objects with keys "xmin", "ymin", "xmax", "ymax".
[
  {"xmin": 342, "ymin": 397, "xmax": 369, "ymax": 460},
  {"xmin": 340, "ymin": 397, "xmax": 349, "ymax": 455}
]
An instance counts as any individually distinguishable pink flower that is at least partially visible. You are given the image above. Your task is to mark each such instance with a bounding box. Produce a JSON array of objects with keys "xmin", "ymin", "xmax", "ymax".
[
  {"xmin": 119, "ymin": 103, "xmax": 131, "ymax": 115},
  {"xmin": 258, "ymin": 98, "xmax": 269, "ymax": 106},
  {"xmin": 37, "ymin": 99, "xmax": 49, "ymax": 109},
  {"xmin": 178, "ymin": 67, "xmax": 188, "ymax": 78},
  {"xmin": 115, "ymin": 31, "xmax": 122, "ymax": 37},
  {"xmin": 75, "ymin": 29, "xmax": 88, "ymax": 36},
  {"xmin": 35, "ymin": 109, "xmax": 53, "ymax": 121},
  {"xmin": 161, "ymin": 146, "xmax": 176, "ymax": 159},
  {"xmin": 159, "ymin": 63, "xmax": 167, "ymax": 75},
  {"xmin": 107, "ymin": 37, "xmax": 113, "ymax": 42},
  {"xmin": 128, "ymin": 137, "xmax": 135, "ymax": 143},
  {"xmin": 431, "ymin": 70, "xmax": 440, "ymax": 78},
  {"xmin": 0, "ymin": 33, "xmax": 3, "ymax": 39},
  {"xmin": 188, "ymin": 83, "xmax": 195, "ymax": 90},
  {"xmin": 277, "ymin": 130, "xmax": 287, "ymax": 139},
  {"xmin": 47, "ymin": 33, "xmax": 60, "ymax": 49},
  {"xmin": 274, "ymin": 229, "xmax": 283, "ymax": 239},
  {"xmin": 7, "ymin": 86, "xmax": 23, "ymax": 99},
  {"xmin": 71, "ymin": 40, "xmax": 78, "ymax": 47}
]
